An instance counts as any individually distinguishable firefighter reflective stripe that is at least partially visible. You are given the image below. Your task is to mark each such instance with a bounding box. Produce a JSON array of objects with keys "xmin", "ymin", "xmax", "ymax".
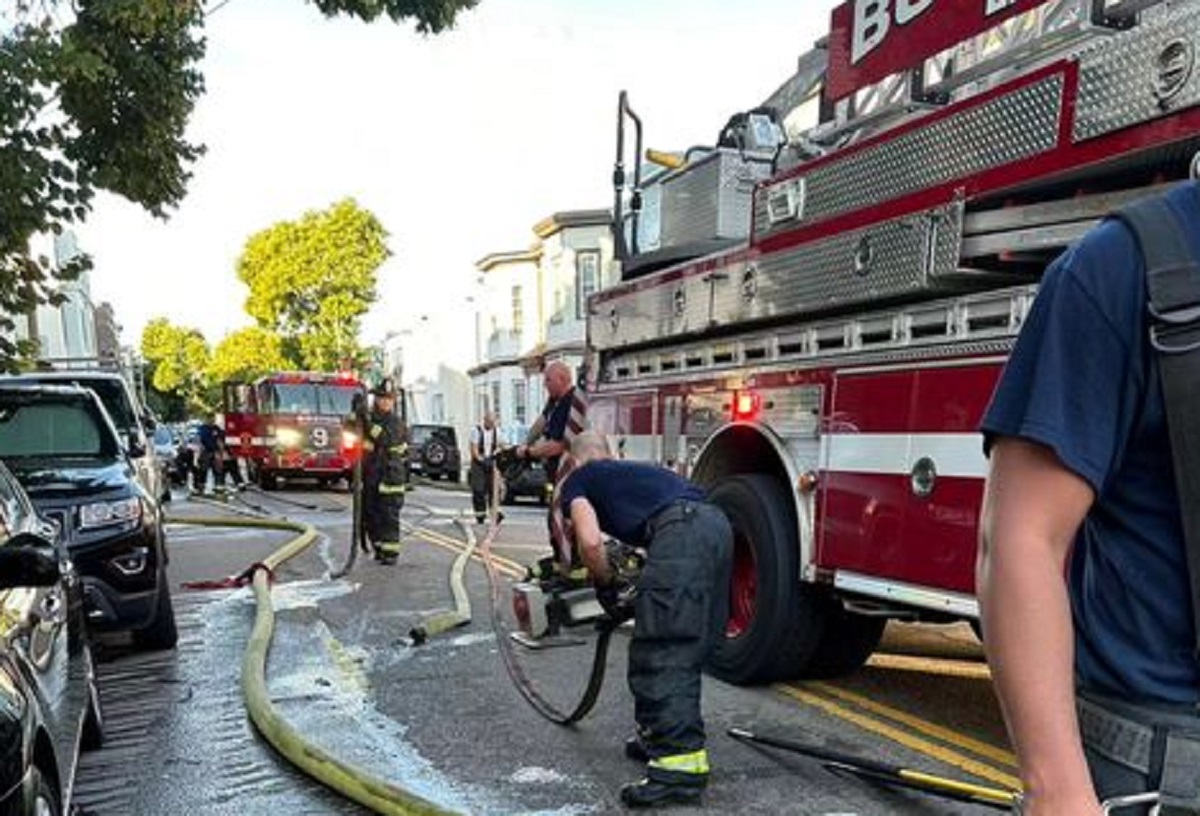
[
  {"xmin": 378, "ymin": 541, "xmax": 403, "ymax": 554},
  {"xmin": 389, "ymin": 444, "xmax": 408, "ymax": 455},
  {"xmin": 370, "ymin": 424, "xmax": 383, "ymax": 438},
  {"xmin": 379, "ymin": 484, "xmax": 407, "ymax": 494},
  {"xmin": 648, "ymin": 750, "xmax": 710, "ymax": 776}
]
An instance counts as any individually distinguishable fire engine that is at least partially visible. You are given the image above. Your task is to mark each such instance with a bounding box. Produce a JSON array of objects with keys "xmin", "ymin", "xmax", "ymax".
[
  {"xmin": 223, "ymin": 371, "xmax": 365, "ymax": 490},
  {"xmin": 587, "ymin": 0, "xmax": 1200, "ymax": 684}
]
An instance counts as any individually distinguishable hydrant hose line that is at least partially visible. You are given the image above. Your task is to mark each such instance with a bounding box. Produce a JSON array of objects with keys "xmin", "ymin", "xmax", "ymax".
[
  {"xmin": 166, "ymin": 512, "xmax": 459, "ymax": 816},
  {"xmin": 475, "ymin": 515, "xmax": 614, "ymax": 726}
]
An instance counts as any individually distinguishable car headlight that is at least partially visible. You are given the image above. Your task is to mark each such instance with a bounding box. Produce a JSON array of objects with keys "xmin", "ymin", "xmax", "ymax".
[
  {"xmin": 276, "ymin": 427, "xmax": 303, "ymax": 448},
  {"xmin": 342, "ymin": 430, "xmax": 359, "ymax": 449},
  {"xmin": 79, "ymin": 497, "xmax": 142, "ymax": 530}
]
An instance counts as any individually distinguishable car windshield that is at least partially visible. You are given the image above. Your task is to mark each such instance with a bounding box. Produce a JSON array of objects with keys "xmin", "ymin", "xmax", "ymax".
[
  {"xmin": 17, "ymin": 378, "xmax": 135, "ymax": 435},
  {"xmin": 0, "ymin": 398, "xmax": 118, "ymax": 459},
  {"xmin": 266, "ymin": 383, "xmax": 359, "ymax": 416},
  {"xmin": 153, "ymin": 426, "xmax": 174, "ymax": 446}
]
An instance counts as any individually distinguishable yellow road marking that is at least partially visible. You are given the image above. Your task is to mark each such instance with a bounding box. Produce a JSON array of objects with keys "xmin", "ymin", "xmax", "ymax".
[
  {"xmin": 868, "ymin": 652, "xmax": 993, "ymax": 680},
  {"xmin": 408, "ymin": 526, "xmax": 525, "ymax": 578},
  {"xmin": 808, "ymin": 681, "xmax": 1017, "ymax": 771},
  {"xmin": 775, "ymin": 684, "xmax": 1022, "ymax": 791}
]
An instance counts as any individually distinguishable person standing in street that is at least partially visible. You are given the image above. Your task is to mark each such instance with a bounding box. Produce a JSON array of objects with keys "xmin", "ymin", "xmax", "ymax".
[
  {"xmin": 516, "ymin": 360, "xmax": 588, "ymax": 570},
  {"xmin": 560, "ymin": 431, "xmax": 732, "ymax": 809},
  {"xmin": 362, "ymin": 379, "xmax": 408, "ymax": 565},
  {"xmin": 469, "ymin": 412, "xmax": 502, "ymax": 525},
  {"xmin": 977, "ymin": 181, "xmax": 1200, "ymax": 816},
  {"xmin": 194, "ymin": 413, "xmax": 225, "ymax": 495}
]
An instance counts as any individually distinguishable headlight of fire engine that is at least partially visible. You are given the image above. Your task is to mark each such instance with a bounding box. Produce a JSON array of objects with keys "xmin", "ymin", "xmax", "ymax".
[
  {"xmin": 79, "ymin": 497, "xmax": 142, "ymax": 530},
  {"xmin": 342, "ymin": 430, "xmax": 359, "ymax": 449},
  {"xmin": 276, "ymin": 427, "xmax": 304, "ymax": 448}
]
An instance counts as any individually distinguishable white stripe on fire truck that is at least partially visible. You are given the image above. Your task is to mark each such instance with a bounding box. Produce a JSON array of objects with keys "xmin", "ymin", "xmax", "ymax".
[{"xmin": 823, "ymin": 432, "xmax": 987, "ymax": 480}]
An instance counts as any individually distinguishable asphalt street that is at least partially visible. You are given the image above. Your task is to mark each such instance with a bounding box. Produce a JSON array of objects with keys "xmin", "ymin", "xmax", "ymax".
[{"xmin": 75, "ymin": 482, "xmax": 1014, "ymax": 815}]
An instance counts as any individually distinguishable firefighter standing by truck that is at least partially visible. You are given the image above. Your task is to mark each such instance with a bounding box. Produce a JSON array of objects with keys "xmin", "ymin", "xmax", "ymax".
[
  {"xmin": 560, "ymin": 431, "xmax": 732, "ymax": 809},
  {"xmin": 516, "ymin": 360, "xmax": 589, "ymax": 570},
  {"xmin": 363, "ymin": 379, "xmax": 407, "ymax": 565}
]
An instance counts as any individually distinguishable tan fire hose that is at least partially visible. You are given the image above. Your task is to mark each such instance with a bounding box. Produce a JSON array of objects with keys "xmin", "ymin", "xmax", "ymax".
[{"xmin": 168, "ymin": 509, "xmax": 459, "ymax": 816}]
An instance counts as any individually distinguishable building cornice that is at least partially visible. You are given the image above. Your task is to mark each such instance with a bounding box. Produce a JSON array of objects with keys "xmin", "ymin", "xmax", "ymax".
[
  {"xmin": 475, "ymin": 247, "xmax": 541, "ymax": 272},
  {"xmin": 532, "ymin": 209, "xmax": 612, "ymax": 239}
]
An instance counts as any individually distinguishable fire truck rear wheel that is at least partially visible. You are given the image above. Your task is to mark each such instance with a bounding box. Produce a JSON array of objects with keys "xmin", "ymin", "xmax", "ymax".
[
  {"xmin": 801, "ymin": 603, "xmax": 886, "ymax": 678},
  {"xmin": 259, "ymin": 468, "xmax": 279, "ymax": 491},
  {"xmin": 706, "ymin": 474, "xmax": 826, "ymax": 685}
]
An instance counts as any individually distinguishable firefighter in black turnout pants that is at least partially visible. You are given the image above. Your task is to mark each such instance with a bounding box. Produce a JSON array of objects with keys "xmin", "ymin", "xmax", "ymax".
[
  {"xmin": 363, "ymin": 379, "xmax": 407, "ymax": 564},
  {"xmin": 560, "ymin": 431, "xmax": 733, "ymax": 808}
]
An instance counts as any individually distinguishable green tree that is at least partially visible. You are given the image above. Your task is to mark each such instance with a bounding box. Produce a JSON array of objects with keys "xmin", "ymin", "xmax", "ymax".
[
  {"xmin": 237, "ymin": 199, "xmax": 389, "ymax": 371},
  {"xmin": 140, "ymin": 317, "xmax": 212, "ymax": 414},
  {"xmin": 1, "ymin": 0, "xmax": 476, "ymax": 372},
  {"xmin": 208, "ymin": 326, "xmax": 293, "ymax": 385}
]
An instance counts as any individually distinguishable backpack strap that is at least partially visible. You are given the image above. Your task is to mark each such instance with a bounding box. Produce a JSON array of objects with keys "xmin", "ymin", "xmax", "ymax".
[{"xmin": 1111, "ymin": 185, "xmax": 1200, "ymax": 660}]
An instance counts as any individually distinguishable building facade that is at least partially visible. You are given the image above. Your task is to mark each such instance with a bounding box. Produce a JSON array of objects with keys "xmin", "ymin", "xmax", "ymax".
[{"xmin": 470, "ymin": 209, "xmax": 617, "ymax": 443}]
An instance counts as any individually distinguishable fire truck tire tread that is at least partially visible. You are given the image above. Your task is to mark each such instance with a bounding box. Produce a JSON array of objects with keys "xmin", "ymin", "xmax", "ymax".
[
  {"xmin": 800, "ymin": 604, "xmax": 886, "ymax": 678},
  {"xmin": 259, "ymin": 469, "xmax": 278, "ymax": 491},
  {"xmin": 707, "ymin": 473, "xmax": 825, "ymax": 685}
]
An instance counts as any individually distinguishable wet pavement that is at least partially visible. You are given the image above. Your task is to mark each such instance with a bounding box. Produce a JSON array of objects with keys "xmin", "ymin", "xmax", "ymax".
[{"xmin": 75, "ymin": 485, "xmax": 1011, "ymax": 815}]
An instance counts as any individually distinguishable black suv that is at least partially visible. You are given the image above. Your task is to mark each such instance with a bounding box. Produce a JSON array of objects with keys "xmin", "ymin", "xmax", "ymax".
[
  {"xmin": 0, "ymin": 384, "xmax": 177, "ymax": 650},
  {"xmin": 0, "ymin": 459, "xmax": 104, "ymax": 816},
  {"xmin": 407, "ymin": 424, "xmax": 461, "ymax": 483},
  {"xmin": 3, "ymin": 371, "xmax": 167, "ymax": 506}
]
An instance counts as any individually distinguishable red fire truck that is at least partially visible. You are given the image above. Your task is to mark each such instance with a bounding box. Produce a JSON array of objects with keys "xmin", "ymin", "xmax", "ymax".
[
  {"xmin": 223, "ymin": 371, "xmax": 366, "ymax": 490},
  {"xmin": 588, "ymin": 0, "xmax": 1200, "ymax": 684}
]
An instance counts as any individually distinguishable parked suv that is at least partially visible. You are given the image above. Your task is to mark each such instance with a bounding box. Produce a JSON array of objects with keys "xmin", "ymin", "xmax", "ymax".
[
  {"xmin": 0, "ymin": 384, "xmax": 177, "ymax": 650},
  {"xmin": 407, "ymin": 424, "xmax": 461, "ymax": 483},
  {"xmin": 2, "ymin": 370, "xmax": 167, "ymax": 505},
  {"xmin": 0, "ymin": 459, "xmax": 104, "ymax": 816}
]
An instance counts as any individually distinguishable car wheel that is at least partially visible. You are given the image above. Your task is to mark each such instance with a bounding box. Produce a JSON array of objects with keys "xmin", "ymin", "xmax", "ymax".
[
  {"xmin": 81, "ymin": 646, "xmax": 105, "ymax": 751},
  {"xmin": 258, "ymin": 468, "xmax": 278, "ymax": 491},
  {"xmin": 30, "ymin": 766, "xmax": 61, "ymax": 816},
  {"xmin": 133, "ymin": 571, "xmax": 178, "ymax": 651}
]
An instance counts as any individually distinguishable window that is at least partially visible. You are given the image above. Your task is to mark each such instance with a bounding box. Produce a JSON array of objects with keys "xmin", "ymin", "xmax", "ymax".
[
  {"xmin": 576, "ymin": 250, "xmax": 600, "ymax": 319},
  {"xmin": 513, "ymin": 381, "xmax": 527, "ymax": 425},
  {"xmin": 431, "ymin": 393, "xmax": 445, "ymax": 423},
  {"xmin": 490, "ymin": 382, "xmax": 502, "ymax": 417},
  {"xmin": 511, "ymin": 285, "xmax": 523, "ymax": 332}
]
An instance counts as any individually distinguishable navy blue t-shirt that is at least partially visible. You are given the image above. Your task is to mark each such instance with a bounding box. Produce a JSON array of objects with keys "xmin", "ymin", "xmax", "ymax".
[
  {"xmin": 559, "ymin": 459, "xmax": 704, "ymax": 545},
  {"xmin": 981, "ymin": 181, "xmax": 1200, "ymax": 703}
]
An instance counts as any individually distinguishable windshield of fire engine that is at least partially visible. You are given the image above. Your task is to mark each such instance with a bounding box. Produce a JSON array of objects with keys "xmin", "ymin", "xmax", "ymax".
[{"xmin": 264, "ymin": 383, "xmax": 360, "ymax": 417}]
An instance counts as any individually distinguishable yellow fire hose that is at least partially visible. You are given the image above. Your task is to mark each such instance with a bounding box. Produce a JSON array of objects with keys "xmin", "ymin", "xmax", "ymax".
[
  {"xmin": 168, "ymin": 510, "xmax": 460, "ymax": 816},
  {"xmin": 406, "ymin": 509, "xmax": 476, "ymax": 644}
]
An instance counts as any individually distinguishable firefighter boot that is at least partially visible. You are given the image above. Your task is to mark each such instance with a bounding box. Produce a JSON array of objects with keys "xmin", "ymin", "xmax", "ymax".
[
  {"xmin": 377, "ymin": 542, "xmax": 402, "ymax": 566},
  {"xmin": 625, "ymin": 736, "xmax": 649, "ymax": 763},
  {"xmin": 619, "ymin": 762, "xmax": 708, "ymax": 809}
]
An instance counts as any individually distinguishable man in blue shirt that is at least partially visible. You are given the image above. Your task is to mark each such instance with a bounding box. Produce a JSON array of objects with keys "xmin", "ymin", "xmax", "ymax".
[
  {"xmin": 977, "ymin": 182, "xmax": 1200, "ymax": 815},
  {"xmin": 560, "ymin": 431, "xmax": 733, "ymax": 809}
]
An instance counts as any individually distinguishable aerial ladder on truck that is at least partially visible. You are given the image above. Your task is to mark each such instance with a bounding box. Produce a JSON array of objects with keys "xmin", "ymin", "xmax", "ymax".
[{"xmin": 587, "ymin": 0, "xmax": 1200, "ymax": 686}]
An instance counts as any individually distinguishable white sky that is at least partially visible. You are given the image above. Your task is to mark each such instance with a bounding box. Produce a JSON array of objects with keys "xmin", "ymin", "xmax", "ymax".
[{"xmin": 78, "ymin": 0, "xmax": 839, "ymax": 365}]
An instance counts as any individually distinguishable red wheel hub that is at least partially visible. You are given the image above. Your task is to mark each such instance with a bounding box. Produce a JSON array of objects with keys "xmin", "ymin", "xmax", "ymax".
[{"xmin": 726, "ymin": 530, "xmax": 757, "ymax": 638}]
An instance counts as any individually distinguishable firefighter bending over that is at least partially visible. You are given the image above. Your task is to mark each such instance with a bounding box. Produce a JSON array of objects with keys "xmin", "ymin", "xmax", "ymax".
[
  {"xmin": 560, "ymin": 431, "xmax": 732, "ymax": 809},
  {"xmin": 363, "ymin": 379, "xmax": 407, "ymax": 565}
]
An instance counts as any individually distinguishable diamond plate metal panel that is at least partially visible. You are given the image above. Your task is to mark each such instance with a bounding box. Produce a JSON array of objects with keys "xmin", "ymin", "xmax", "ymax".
[
  {"xmin": 1074, "ymin": 4, "xmax": 1200, "ymax": 141},
  {"xmin": 754, "ymin": 74, "xmax": 1064, "ymax": 240},
  {"xmin": 662, "ymin": 149, "xmax": 773, "ymax": 247},
  {"xmin": 594, "ymin": 201, "xmax": 984, "ymax": 352}
]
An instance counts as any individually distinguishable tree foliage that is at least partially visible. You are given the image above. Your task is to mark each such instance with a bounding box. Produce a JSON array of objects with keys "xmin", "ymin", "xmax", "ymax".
[
  {"xmin": 1, "ymin": 0, "xmax": 476, "ymax": 372},
  {"xmin": 140, "ymin": 317, "xmax": 212, "ymax": 413},
  {"xmin": 208, "ymin": 326, "xmax": 292, "ymax": 385},
  {"xmin": 237, "ymin": 199, "xmax": 389, "ymax": 372}
]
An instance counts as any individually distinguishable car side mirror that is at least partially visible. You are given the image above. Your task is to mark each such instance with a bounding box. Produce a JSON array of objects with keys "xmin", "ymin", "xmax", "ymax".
[{"xmin": 0, "ymin": 535, "xmax": 61, "ymax": 588}]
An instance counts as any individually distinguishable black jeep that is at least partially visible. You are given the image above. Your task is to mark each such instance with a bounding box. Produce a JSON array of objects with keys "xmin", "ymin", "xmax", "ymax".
[
  {"xmin": 0, "ymin": 384, "xmax": 177, "ymax": 650},
  {"xmin": 407, "ymin": 424, "xmax": 462, "ymax": 483}
]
